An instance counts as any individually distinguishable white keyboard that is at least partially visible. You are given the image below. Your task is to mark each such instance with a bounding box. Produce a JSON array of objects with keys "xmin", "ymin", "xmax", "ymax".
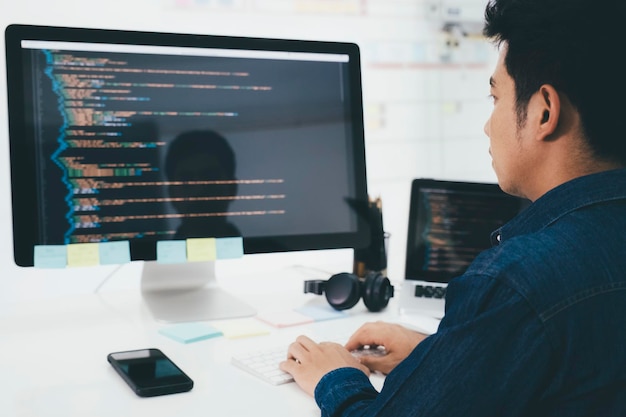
[
  {"xmin": 231, "ymin": 342, "xmax": 387, "ymax": 385},
  {"xmin": 231, "ymin": 346, "xmax": 294, "ymax": 385}
]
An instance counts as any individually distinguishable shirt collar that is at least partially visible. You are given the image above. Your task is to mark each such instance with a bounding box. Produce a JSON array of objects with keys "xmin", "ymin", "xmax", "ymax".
[{"xmin": 492, "ymin": 168, "xmax": 626, "ymax": 245}]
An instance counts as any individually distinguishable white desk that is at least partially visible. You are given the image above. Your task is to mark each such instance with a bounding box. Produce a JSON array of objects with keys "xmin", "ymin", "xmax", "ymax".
[{"xmin": 0, "ymin": 262, "xmax": 441, "ymax": 417}]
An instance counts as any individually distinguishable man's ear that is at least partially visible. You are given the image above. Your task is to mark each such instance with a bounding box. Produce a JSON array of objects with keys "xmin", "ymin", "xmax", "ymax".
[{"xmin": 535, "ymin": 84, "xmax": 561, "ymax": 141}]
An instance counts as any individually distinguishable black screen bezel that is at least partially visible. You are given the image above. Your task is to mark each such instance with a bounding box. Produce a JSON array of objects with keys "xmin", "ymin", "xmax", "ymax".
[{"xmin": 5, "ymin": 24, "xmax": 370, "ymax": 266}]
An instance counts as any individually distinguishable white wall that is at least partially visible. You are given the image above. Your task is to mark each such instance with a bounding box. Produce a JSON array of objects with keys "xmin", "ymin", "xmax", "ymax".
[{"xmin": 0, "ymin": 0, "xmax": 498, "ymax": 302}]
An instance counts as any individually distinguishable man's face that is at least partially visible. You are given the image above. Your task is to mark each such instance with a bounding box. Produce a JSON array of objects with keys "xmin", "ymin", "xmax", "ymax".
[{"xmin": 483, "ymin": 46, "xmax": 532, "ymax": 199}]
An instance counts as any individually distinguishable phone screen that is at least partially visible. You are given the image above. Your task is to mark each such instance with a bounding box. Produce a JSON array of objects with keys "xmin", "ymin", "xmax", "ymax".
[{"xmin": 107, "ymin": 348, "xmax": 193, "ymax": 397}]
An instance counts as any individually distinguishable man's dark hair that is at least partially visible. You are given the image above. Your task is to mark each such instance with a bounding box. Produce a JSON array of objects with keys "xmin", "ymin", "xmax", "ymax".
[{"xmin": 483, "ymin": 0, "xmax": 626, "ymax": 164}]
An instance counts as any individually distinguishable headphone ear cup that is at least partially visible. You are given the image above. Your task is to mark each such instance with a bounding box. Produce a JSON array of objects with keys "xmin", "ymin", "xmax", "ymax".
[
  {"xmin": 325, "ymin": 272, "xmax": 361, "ymax": 310},
  {"xmin": 362, "ymin": 271, "xmax": 393, "ymax": 312}
]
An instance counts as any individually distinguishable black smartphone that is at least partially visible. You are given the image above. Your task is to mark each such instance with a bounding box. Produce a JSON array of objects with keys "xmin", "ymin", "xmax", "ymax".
[{"xmin": 107, "ymin": 348, "xmax": 193, "ymax": 397}]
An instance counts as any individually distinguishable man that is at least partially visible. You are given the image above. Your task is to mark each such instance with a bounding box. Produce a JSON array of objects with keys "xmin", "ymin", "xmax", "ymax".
[{"xmin": 280, "ymin": 0, "xmax": 626, "ymax": 415}]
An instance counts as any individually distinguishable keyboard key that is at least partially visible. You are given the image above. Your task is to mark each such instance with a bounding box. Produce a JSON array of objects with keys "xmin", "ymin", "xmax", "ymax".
[
  {"xmin": 231, "ymin": 347, "xmax": 294, "ymax": 385},
  {"xmin": 434, "ymin": 287, "xmax": 446, "ymax": 299},
  {"xmin": 414, "ymin": 284, "xmax": 446, "ymax": 299}
]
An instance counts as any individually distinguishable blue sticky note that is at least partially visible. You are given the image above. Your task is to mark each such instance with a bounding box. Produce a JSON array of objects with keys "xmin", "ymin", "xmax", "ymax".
[
  {"xmin": 99, "ymin": 241, "xmax": 131, "ymax": 265},
  {"xmin": 34, "ymin": 245, "xmax": 67, "ymax": 268},
  {"xmin": 296, "ymin": 305, "xmax": 347, "ymax": 321},
  {"xmin": 158, "ymin": 322, "xmax": 223, "ymax": 344},
  {"xmin": 216, "ymin": 237, "xmax": 244, "ymax": 259},
  {"xmin": 156, "ymin": 240, "xmax": 187, "ymax": 264}
]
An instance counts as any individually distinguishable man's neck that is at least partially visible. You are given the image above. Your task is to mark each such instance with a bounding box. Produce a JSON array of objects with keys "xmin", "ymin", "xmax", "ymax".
[{"xmin": 530, "ymin": 160, "xmax": 624, "ymax": 201}]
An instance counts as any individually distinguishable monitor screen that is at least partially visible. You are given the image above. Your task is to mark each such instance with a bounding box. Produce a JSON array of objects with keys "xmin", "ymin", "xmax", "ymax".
[
  {"xmin": 405, "ymin": 179, "xmax": 529, "ymax": 283},
  {"xmin": 5, "ymin": 24, "xmax": 369, "ymax": 268}
]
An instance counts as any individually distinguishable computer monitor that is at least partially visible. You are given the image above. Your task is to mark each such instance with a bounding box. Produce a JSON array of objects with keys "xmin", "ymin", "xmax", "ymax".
[
  {"xmin": 405, "ymin": 179, "xmax": 530, "ymax": 284},
  {"xmin": 4, "ymin": 24, "xmax": 369, "ymax": 321}
]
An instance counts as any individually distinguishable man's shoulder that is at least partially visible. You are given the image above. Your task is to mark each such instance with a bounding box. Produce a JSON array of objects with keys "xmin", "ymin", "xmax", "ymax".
[{"xmin": 462, "ymin": 201, "xmax": 626, "ymax": 321}]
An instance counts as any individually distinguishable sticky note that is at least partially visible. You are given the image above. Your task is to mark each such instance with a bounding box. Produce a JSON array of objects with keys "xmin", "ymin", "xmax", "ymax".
[
  {"xmin": 99, "ymin": 241, "xmax": 131, "ymax": 265},
  {"xmin": 158, "ymin": 322, "xmax": 223, "ymax": 344},
  {"xmin": 256, "ymin": 310, "xmax": 314, "ymax": 328},
  {"xmin": 216, "ymin": 237, "xmax": 244, "ymax": 259},
  {"xmin": 213, "ymin": 318, "xmax": 271, "ymax": 339},
  {"xmin": 296, "ymin": 305, "xmax": 347, "ymax": 321},
  {"xmin": 156, "ymin": 240, "xmax": 187, "ymax": 264},
  {"xmin": 34, "ymin": 245, "xmax": 67, "ymax": 268},
  {"xmin": 186, "ymin": 238, "xmax": 216, "ymax": 262},
  {"xmin": 66, "ymin": 243, "xmax": 100, "ymax": 267}
]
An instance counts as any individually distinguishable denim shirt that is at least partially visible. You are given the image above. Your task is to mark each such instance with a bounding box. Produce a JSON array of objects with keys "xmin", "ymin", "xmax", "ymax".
[{"xmin": 314, "ymin": 169, "xmax": 626, "ymax": 417}]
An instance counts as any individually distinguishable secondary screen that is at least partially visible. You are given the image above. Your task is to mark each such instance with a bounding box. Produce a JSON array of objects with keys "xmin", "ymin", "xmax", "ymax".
[{"xmin": 406, "ymin": 186, "xmax": 527, "ymax": 282}]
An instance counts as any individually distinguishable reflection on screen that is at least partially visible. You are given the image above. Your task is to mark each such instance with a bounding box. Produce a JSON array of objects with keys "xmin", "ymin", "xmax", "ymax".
[{"xmin": 22, "ymin": 41, "xmax": 359, "ymax": 247}]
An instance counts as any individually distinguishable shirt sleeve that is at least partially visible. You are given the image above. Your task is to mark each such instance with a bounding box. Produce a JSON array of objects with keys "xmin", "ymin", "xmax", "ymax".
[
  {"xmin": 315, "ymin": 368, "xmax": 379, "ymax": 417},
  {"xmin": 313, "ymin": 274, "xmax": 555, "ymax": 417}
]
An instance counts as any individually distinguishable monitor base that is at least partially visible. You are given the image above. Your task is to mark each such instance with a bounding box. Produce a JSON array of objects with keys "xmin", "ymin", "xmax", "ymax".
[{"xmin": 140, "ymin": 261, "xmax": 256, "ymax": 323}]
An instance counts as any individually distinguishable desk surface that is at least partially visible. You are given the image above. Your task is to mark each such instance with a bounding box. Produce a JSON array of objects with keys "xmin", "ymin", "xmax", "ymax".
[{"xmin": 0, "ymin": 265, "xmax": 438, "ymax": 416}]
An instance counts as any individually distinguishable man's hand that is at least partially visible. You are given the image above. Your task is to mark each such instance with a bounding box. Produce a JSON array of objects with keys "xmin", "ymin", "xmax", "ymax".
[
  {"xmin": 344, "ymin": 321, "xmax": 428, "ymax": 375},
  {"xmin": 280, "ymin": 335, "xmax": 370, "ymax": 397}
]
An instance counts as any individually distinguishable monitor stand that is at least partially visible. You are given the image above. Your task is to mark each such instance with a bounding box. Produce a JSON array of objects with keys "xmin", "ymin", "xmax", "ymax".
[{"xmin": 140, "ymin": 261, "xmax": 257, "ymax": 323}]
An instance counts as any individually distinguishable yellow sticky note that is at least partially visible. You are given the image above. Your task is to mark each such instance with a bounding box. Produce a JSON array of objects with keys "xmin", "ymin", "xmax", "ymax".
[
  {"xmin": 213, "ymin": 318, "xmax": 271, "ymax": 339},
  {"xmin": 66, "ymin": 243, "xmax": 100, "ymax": 267},
  {"xmin": 186, "ymin": 238, "xmax": 216, "ymax": 262}
]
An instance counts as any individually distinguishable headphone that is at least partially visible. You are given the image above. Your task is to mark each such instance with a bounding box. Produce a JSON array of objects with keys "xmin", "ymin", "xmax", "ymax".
[{"xmin": 303, "ymin": 271, "xmax": 394, "ymax": 312}]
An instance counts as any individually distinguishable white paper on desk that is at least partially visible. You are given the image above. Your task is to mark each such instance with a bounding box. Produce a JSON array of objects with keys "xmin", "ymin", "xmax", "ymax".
[
  {"xmin": 295, "ymin": 305, "xmax": 346, "ymax": 321},
  {"xmin": 256, "ymin": 310, "xmax": 314, "ymax": 328}
]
